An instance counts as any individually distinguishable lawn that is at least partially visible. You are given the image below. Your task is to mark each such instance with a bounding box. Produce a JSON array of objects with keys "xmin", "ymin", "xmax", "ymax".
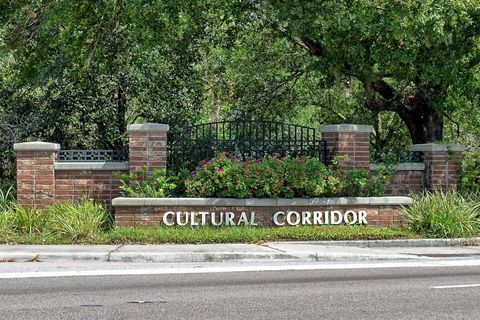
[{"xmin": 0, "ymin": 225, "xmax": 418, "ymax": 245}]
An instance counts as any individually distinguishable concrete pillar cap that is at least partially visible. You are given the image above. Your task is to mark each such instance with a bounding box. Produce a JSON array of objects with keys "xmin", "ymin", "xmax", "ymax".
[
  {"xmin": 127, "ymin": 123, "xmax": 169, "ymax": 132},
  {"xmin": 320, "ymin": 124, "xmax": 374, "ymax": 133},
  {"xmin": 13, "ymin": 141, "xmax": 60, "ymax": 151},
  {"xmin": 410, "ymin": 143, "xmax": 465, "ymax": 152}
]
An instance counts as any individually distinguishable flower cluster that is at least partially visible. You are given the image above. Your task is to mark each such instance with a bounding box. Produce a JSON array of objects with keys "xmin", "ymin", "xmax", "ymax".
[{"xmin": 184, "ymin": 153, "xmax": 383, "ymax": 198}]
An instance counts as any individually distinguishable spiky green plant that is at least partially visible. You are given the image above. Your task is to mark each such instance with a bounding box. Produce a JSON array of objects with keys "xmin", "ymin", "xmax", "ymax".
[
  {"xmin": 0, "ymin": 186, "xmax": 15, "ymax": 212},
  {"xmin": 46, "ymin": 200, "xmax": 111, "ymax": 241},
  {"xmin": 0, "ymin": 207, "xmax": 11, "ymax": 237},
  {"xmin": 403, "ymin": 191, "xmax": 480, "ymax": 238},
  {"xmin": 8, "ymin": 204, "xmax": 50, "ymax": 235}
]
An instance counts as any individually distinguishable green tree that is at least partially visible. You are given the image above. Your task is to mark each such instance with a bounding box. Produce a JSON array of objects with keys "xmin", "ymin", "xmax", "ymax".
[
  {"xmin": 199, "ymin": 12, "xmax": 375, "ymax": 127},
  {"xmin": 2, "ymin": 0, "xmax": 480, "ymax": 186},
  {"xmin": 265, "ymin": 0, "xmax": 480, "ymax": 143},
  {"xmin": 0, "ymin": 0, "xmax": 215, "ymax": 181}
]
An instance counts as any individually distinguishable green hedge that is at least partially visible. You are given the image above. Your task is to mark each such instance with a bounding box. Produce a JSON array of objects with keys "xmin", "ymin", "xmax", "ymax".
[
  {"xmin": 461, "ymin": 150, "xmax": 480, "ymax": 192},
  {"xmin": 119, "ymin": 154, "xmax": 390, "ymax": 198},
  {"xmin": 185, "ymin": 153, "xmax": 390, "ymax": 198}
]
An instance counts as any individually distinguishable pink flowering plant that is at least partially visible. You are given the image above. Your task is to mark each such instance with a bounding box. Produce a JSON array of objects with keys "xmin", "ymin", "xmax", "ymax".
[
  {"xmin": 283, "ymin": 156, "xmax": 345, "ymax": 197},
  {"xmin": 243, "ymin": 156, "xmax": 285, "ymax": 198},
  {"xmin": 118, "ymin": 154, "xmax": 387, "ymax": 198},
  {"xmin": 185, "ymin": 153, "xmax": 249, "ymax": 197},
  {"xmin": 184, "ymin": 153, "xmax": 361, "ymax": 198}
]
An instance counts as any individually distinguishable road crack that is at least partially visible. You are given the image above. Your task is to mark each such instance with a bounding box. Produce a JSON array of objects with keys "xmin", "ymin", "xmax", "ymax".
[
  {"xmin": 260, "ymin": 244, "xmax": 287, "ymax": 253},
  {"xmin": 106, "ymin": 244, "xmax": 125, "ymax": 262}
]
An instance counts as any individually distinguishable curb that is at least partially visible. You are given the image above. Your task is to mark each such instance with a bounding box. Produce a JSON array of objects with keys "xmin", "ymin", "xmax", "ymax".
[
  {"xmin": 0, "ymin": 252, "xmax": 424, "ymax": 264},
  {"xmin": 0, "ymin": 238, "xmax": 478, "ymax": 263},
  {"xmin": 275, "ymin": 237, "xmax": 480, "ymax": 248}
]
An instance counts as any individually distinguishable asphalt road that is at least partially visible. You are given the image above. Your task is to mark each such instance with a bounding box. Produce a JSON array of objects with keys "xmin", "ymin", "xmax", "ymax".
[{"xmin": 1, "ymin": 266, "xmax": 480, "ymax": 320}]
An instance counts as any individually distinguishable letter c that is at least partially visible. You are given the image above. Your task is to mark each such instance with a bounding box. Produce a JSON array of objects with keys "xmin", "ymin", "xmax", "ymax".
[
  {"xmin": 163, "ymin": 211, "xmax": 175, "ymax": 226},
  {"xmin": 273, "ymin": 211, "xmax": 285, "ymax": 226}
]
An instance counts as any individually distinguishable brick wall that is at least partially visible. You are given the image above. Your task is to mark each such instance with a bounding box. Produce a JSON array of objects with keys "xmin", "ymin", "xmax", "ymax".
[
  {"xmin": 53, "ymin": 166, "xmax": 127, "ymax": 205},
  {"xmin": 383, "ymin": 170, "xmax": 424, "ymax": 196},
  {"xmin": 320, "ymin": 125, "xmax": 465, "ymax": 195},
  {"xmin": 14, "ymin": 123, "xmax": 169, "ymax": 208},
  {"xmin": 13, "ymin": 148, "xmax": 128, "ymax": 208},
  {"xmin": 321, "ymin": 124, "xmax": 373, "ymax": 170},
  {"xmin": 14, "ymin": 123, "xmax": 465, "ymax": 216},
  {"xmin": 411, "ymin": 144, "xmax": 465, "ymax": 191},
  {"xmin": 370, "ymin": 163, "xmax": 425, "ymax": 196},
  {"xmin": 128, "ymin": 123, "xmax": 169, "ymax": 175},
  {"xmin": 14, "ymin": 142, "xmax": 59, "ymax": 208}
]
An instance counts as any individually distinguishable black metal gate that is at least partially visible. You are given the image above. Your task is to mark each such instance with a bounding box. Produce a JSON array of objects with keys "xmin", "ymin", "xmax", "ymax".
[{"xmin": 168, "ymin": 120, "xmax": 328, "ymax": 171}]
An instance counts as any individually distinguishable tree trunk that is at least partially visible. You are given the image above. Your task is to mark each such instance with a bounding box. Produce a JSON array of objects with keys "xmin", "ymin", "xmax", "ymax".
[
  {"xmin": 213, "ymin": 91, "xmax": 221, "ymax": 122},
  {"xmin": 298, "ymin": 37, "xmax": 446, "ymax": 144},
  {"xmin": 363, "ymin": 79, "xmax": 444, "ymax": 144},
  {"xmin": 116, "ymin": 74, "xmax": 127, "ymax": 149},
  {"xmin": 396, "ymin": 103, "xmax": 444, "ymax": 144}
]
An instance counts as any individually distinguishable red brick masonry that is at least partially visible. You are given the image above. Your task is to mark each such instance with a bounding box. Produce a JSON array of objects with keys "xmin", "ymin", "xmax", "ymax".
[
  {"xmin": 14, "ymin": 124, "xmax": 465, "ymax": 212},
  {"xmin": 112, "ymin": 197, "xmax": 412, "ymax": 227},
  {"xmin": 54, "ymin": 166, "xmax": 127, "ymax": 204},
  {"xmin": 370, "ymin": 163, "xmax": 425, "ymax": 196},
  {"xmin": 14, "ymin": 123, "xmax": 168, "ymax": 208},
  {"xmin": 321, "ymin": 124, "xmax": 373, "ymax": 170},
  {"xmin": 411, "ymin": 144, "xmax": 464, "ymax": 191},
  {"xmin": 128, "ymin": 123, "xmax": 169, "ymax": 175}
]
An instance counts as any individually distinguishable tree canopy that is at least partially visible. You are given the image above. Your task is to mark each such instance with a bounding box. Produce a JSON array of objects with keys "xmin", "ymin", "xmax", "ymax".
[
  {"xmin": 1, "ymin": 0, "xmax": 480, "ymax": 184},
  {"xmin": 265, "ymin": 0, "xmax": 480, "ymax": 143}
]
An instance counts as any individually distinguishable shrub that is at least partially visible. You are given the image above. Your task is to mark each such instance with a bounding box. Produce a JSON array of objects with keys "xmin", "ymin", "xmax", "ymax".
[
  {"xmin": 0, "ymin": 199, "xmax": 110, "ymax": 242},
  {"xmin": 118, "ymin": 168, "xmax": 178, "ymax": 198},
  {"xmin": 46, "ymin": 199, "xmax": 110, "ymax": 241},
  {"xmin": 342, "ymin": 169, "xmax": 385, "ymax": 197},
  {"xmin": 216, "ymin": 158, "xmax": 251, "ymax": 198},
  {"xmin": 403, "ymin": 191, "xmax": 480, "ymax": 238},
  {"xmin": 0, "ymin": 207, "xmax": 11, "ymax": 236},
  {"xmin": 244, "ymin": 157, "xmax": 285, "ymax": 198},
  {"xmin": 117, "ymin": 153, "xmax": 388, "ymax": 199},
  {"xmin": 0, "ymin": 191, "xmax": 49, "ymax": 237},
  {"xmin": 185, "ymin": 153, "xmax": 251, "ymax": 198},
  {"xmin": 0, "ymin": 186, "xmax": 16, "ymax": 239},
  {"xmin": 462, "ymin": 191, "xmax": 480, "ymax": 203},
  {"xmin": 185, "ymin": 153, "xmax": 376, "ymax": 198},
  {"xmin": 283, "ymin": 156, "xmax": 343, "ymax": 197},
  {"xmin": 461, "ymin": 150, "xmax": 480, "ymax": 192},
  {"xmin": 185, "ymin": 153, "xmax": 226, "ymax": 197}
]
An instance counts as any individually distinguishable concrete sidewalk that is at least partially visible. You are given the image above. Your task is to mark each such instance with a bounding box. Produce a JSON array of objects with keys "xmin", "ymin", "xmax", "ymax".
[{"xmin": 1, "ymin": 238, "xmax": 480, "ymax": 263}]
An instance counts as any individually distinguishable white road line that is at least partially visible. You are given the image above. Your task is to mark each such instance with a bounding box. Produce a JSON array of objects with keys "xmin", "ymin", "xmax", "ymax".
[
  {"xmin": 432, "ymin": 284, "xmax": 480, "ymax": 289},
  {"xmin": 1, "ymin": 259, "xmax": 480, "ymax": 279}
]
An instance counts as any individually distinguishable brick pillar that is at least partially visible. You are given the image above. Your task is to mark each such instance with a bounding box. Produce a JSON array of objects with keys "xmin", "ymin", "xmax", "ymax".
[
  {"xmin": 127, "ymin": 123, "xmax": 169, "ymax": 175},
  {"xmin": 320, "ymin": 124, "xmax": 373, "ymax": 170},
  {"xmin": 14, "ymin": 142, "xmax": 60, "ymax": 208},
  {"xmin": 411, "ymin": 143, "xmax": 465, "ymax": 191}
]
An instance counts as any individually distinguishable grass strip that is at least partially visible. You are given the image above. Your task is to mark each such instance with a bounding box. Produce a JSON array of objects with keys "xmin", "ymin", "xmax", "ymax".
[{"xmin": 0, "ymin": 225, "xmax": 418, "ymax": 245}]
